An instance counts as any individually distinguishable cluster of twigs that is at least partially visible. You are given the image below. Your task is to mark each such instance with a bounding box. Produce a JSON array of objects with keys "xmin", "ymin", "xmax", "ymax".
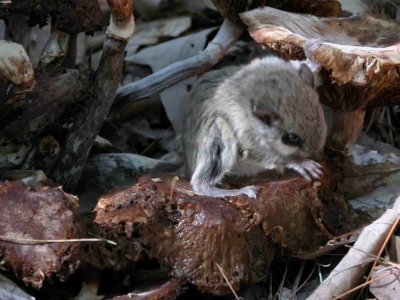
[{"xmin": 365, "ymin": 106, "xmax": 400, "ymax": 148}]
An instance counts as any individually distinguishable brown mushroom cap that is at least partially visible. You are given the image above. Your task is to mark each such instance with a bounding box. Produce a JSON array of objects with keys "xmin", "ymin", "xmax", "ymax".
[
  {"xmin": 211, "ymin": 0, "xmax": 341, "ymax": 22},
  {"xmin": 92, "ymin": 173, "xmax": 350, "ymax": 295},
  {"xmin": 240, "ymin": 7, "xmax": 400, "ymax": 110},
  {"xmin": 0, "ymin": 181, "xmax": 82, "ymax": 289}
]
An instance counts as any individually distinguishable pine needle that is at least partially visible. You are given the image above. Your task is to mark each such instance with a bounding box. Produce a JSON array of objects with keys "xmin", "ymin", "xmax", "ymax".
[
  {"xmin": 216, "ymin": 263, "xmax": 241, "ymax": 300},
  {"xmin": 0, "ymin": 236, "xmax": 117, "ymax": 246}
]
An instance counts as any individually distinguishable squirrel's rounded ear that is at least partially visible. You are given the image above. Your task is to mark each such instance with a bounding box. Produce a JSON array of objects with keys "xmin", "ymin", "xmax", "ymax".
[{"xmin": 298, "ymin": 63, "xmax": 314, "ymax": 88}]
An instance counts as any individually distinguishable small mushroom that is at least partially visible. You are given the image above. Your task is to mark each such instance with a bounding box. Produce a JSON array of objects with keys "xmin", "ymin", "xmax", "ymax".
[
  {"xmin": 106, "ymin": 0, "xmax": 135, "ymax": 41},
  {"xmin": 0, "ymin": 40, "xmax": 35, "ymax": 93}
]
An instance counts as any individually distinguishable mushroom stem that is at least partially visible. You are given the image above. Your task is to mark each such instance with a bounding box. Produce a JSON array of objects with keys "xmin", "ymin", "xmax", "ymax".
[
  {"xmin": 38, "ymin": 23, "xmax": 74, "ymax": 72},
  {"xmin": 328, "ymin": 109, "xmax": 365, "ymax": 153},
  {"xmin": 50, "ymin": 0, "xmax": 135, "ymax": 192}
]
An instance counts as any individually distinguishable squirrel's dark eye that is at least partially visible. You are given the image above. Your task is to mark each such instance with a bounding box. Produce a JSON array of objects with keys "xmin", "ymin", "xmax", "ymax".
[{"xmin": 282, "ymin": 133, "xmax": 303, "ymax": 147}]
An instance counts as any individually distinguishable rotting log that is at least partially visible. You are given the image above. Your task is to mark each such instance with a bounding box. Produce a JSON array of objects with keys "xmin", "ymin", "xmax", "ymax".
[
  {"xmin": 240, "ymin": 7, "xmax": 400, "ymax": 151},
  {"xmin": 91, "ymin": 170, "xmax": 353, "ymax": 295},
  {"xmin": 1, "ymin": 70, "xmax": 86, "ymax": 144}
]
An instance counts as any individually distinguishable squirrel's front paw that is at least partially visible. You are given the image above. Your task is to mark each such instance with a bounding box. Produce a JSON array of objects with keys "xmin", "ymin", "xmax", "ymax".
[
  {"xmin": 238, "ymin": 185, "xmax": 257, "ymax": 198},
  {"xmin": 192, "ymin": 184, "xmax": 257, "ymax": 198},
  {"xmin": 286, "ymin": 160, "xmax": 323, "ymax": 181}
]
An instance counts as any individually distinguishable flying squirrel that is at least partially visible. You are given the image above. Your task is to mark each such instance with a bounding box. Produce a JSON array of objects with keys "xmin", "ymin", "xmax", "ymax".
[{"xmin": 182, "ymin": 56, "xmax": 327, "ymax": 198}]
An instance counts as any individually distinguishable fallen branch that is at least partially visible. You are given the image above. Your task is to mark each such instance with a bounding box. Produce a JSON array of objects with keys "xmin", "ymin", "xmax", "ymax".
[{"xmin": 112, "ymin": 18, "xmax": 243, "ymax": 113}]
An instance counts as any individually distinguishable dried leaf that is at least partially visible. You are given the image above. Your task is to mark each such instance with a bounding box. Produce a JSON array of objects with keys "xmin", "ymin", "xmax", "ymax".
[
  {"xmin": 182, "ymin": 0, "xmax": 215, "ymax": 11},
  {"xmin": 0, "ymin": 273, "xmax": 35, "ymax": 300},
  {"xmin": 310, "ymin": 198, "xmax": 400, "ymax": 299},
  {"xmin": 127, "ymin": 27, "xmax": 216, "ymax": 132},
  {"xmin": 342, "ymin": 135, "xmax": 400, "ymax": 218},
  {"xmin": 125, "ymin": 16, "xmax": 192, "ymax": 57},
  {"xmin": 370, "ymin": 265, "xmax": 400, "ymax": 300},
  {"xmin": 337, "ymin": 0, "xmax": 369, "ymax": 16}
]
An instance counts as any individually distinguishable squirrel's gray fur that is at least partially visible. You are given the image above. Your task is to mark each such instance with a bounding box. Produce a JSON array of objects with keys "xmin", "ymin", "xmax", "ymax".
[{"xmin": 182, "ymin": 57, "xmax": 327, "ymax": 198}]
